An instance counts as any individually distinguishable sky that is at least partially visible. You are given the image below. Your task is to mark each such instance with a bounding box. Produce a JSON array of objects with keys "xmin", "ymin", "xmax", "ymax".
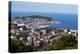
[{"xmin": 11, "ymin": 1, "xmax": 78, "ymax": 14}]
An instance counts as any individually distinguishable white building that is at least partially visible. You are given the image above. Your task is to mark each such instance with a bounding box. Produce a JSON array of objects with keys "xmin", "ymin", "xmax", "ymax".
[
  {"xmin": 68, "ymin": 31, "xmax": 71, "ymax": 34},
  {"xmin": 17, "ymin": 23, "xmax": 25, "ymax": 26},
  {"xmin": 19, "ymin": 28, "xmax": 23, "ymax": 31},
  {"xmin": 41, "ymin": 29, "xmax": 46, "ymax": 35},
  {"xmin": 70, "ymin": 30, "xmax": 78, "ymax": 36},
  {"xmin": 51, "ymin": 31, "xmax": 55, "ymax": 35},
  {"xmin": 64, "ymin": 29, "xmax": 68, "ymax": 33}
]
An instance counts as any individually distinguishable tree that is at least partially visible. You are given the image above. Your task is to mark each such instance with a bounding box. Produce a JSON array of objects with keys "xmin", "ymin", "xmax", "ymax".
[{"xmin": 48, "ymin": 34, "xmax": 78, "ymax": 50}]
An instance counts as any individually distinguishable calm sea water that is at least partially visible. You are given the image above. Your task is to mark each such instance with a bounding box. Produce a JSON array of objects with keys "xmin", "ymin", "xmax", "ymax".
[{"xmin": 11, "ymin": 12, "xmax": 78, "ymax": 30}]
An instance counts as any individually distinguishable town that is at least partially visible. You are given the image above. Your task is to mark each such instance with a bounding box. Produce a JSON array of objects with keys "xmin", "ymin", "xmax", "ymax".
[{"xmin": 9, "ymin": 16, "xmax": 78, "ymax": 52}]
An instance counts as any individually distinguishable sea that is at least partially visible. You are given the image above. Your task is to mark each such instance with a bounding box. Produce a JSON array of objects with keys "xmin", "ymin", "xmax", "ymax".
[{"xmin": 11, "ymin": 12, "xmax": 78, "ymax": 30}]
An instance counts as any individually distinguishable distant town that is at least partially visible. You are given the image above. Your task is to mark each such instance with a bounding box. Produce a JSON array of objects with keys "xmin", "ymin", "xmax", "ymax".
[{"xmin": 9, "ymin": 15, "xmax": 78, "ymax": 52}]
